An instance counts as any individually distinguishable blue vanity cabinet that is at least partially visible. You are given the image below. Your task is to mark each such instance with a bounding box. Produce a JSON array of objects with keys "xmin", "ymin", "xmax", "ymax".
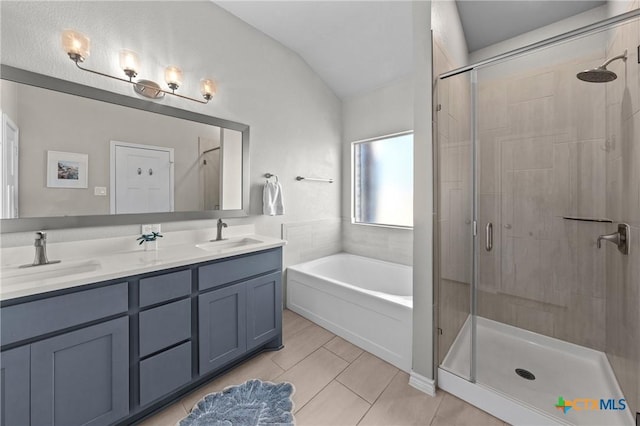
[
  {"xmin": 246, "ymin": 272, "xmax": 282, "ymax": 350},
  {"xmin": 0, "ymin": 282, "xmax": 129, "ymax": 426},
  {"xmin": 0, "ymin": 246, "xmax": 283, "ymax": 426},
  {"xmin": 137, "ymin": 269, "xmax": 193, "ymax": 407},
  {"xmin": 198, "ymin": 282, "xmax": 247, "ymax": 374},
  {"xmin": 197, "ymin": 248, "xmax": 283, "ymax": 375},
  {"xmin": 0, "ymin": 346, "xmax": 30, "ymax": 426},
  {"xmin": 31, "ymin": 316, "xmax": 129, "ymax": 426}
]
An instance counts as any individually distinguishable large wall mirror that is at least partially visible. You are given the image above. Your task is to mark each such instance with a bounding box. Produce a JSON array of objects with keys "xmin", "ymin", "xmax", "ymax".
[{"xmin": 0, "ymin": 65, "xmax": 250, "ymax": 232}]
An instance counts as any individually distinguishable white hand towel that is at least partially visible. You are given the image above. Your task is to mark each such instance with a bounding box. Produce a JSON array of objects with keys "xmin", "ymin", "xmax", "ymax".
[{"xmin": 263, "ymin": 179, "xmax": 285, "ymax": 216}]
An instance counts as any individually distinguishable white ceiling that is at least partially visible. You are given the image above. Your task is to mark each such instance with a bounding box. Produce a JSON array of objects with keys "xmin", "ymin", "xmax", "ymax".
[
  {"xmin": 215, "ymin": 1, "xmax": 413, "ymax": 99},
  {"xmin": 216, "ymin": 1, "xmax": 608, "ymax": 99},
  {"xmin": 456, "ymin": 0, "xmax": 607, "ymax": 52}
]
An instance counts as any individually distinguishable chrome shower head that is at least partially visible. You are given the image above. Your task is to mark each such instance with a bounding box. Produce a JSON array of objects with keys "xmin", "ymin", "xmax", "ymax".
[
  {"xmin": 576, "ymin": 50, "xmax": 627, "ymax": 83},
  {"xmin": 577, "ymin": 67, "xmax": 618, "ymax": 82}
]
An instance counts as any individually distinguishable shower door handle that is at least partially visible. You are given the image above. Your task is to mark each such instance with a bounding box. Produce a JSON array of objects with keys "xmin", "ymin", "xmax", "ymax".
[{"xmin": 485, "ymin": 222, "xmax": 493, "ymax": 252}]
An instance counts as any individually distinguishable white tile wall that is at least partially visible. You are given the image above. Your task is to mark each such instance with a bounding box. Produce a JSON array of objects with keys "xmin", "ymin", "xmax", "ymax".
[
  {"xmin": 281, "ymin": 218, "xmax": 342, "ymax": 268},
  {"xmin": 342, "ymin": 221, "xmax": 413, "ymax": 266}
]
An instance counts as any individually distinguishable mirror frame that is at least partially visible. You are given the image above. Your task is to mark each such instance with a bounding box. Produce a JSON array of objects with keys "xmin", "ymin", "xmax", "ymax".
[{"xmin": 0, "ymin": 65, "xmax": 250, "ymax": 233}]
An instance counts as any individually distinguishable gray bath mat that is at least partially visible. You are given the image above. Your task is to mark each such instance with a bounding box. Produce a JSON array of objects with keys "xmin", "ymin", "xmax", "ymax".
[{"xmin": 179, "ymin": 379, "xmax": 295, "ymax": 426}]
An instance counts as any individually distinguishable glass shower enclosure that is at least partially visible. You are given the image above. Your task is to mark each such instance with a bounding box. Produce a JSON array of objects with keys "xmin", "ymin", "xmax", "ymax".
[{"xmin": 435, "ymin": 11, "xmax": 640, "ymax": 426}]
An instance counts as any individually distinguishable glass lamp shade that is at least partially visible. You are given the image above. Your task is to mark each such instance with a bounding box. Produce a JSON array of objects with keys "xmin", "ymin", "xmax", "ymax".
[
  {"xmin": 119, "ymin": 50, "xmax": 140, "ymax": 79},
  {"xmin": 62, "ymin": 29, "xmax": 90, "ymax": 62},
  {"xmin": 200, "ymin": 79, "xmax": 216, "ymax": 100},
  {"xmin": 164, "ymin": 66, "xmax": 183, "ymax": 90}
]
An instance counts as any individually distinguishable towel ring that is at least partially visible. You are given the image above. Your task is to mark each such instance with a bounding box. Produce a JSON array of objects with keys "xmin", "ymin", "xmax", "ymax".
[{"xmin": 264, "ymin": 173, "xmax": 279, "ymax": 182}]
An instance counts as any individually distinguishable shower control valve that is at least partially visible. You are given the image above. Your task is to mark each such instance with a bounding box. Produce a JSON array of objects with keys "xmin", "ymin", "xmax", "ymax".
[{"xmin": 596, "ymin": 223, "xmax": 630, "ymax": 255}]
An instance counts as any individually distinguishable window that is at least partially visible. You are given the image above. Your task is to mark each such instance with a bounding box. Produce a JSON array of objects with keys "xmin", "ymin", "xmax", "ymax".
[{"xmin": 352, "ymin": 132, "xmax": 413, "ymax": 228}]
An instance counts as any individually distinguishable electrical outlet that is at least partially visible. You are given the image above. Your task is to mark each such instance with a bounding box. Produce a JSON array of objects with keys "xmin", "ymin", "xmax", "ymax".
[
  {"xmin": 94, "ymin": 186, "xmax": 107, "ymax": 196},
  {"xmin": 141, "ymin": 224, "xmax": 161, "ymax": 234}
]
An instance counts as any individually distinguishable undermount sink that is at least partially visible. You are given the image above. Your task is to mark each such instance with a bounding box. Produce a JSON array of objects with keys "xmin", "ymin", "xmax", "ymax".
[
  {"xmin": 195, "ymin": 237, "xmax": 263, "ymax": 253},
  {"xmin": 0, "ymin": 259, "xmax": 102, "ymax": 286}
]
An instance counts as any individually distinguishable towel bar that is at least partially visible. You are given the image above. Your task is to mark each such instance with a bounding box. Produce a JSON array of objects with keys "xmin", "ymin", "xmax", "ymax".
[{"xmin": 296, "ymin": 176, "xmax": 334, "ymax": 183}]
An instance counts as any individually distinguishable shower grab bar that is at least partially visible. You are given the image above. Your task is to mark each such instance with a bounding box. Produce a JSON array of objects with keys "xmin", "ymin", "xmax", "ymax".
[
  {"xmin": 296, "ymin": 176, "xmax": 334, "ymax": 183},
  {"xmin": 485, "ymin": 222, "xmax": 493, "ymax": 252},
  {"xmin": 563, "ymin": 216, "xmax": 613, "ymax": 223}
]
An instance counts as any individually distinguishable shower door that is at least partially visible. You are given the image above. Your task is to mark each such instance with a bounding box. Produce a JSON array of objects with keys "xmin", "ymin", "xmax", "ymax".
[
  {"xmin": 471, "ymin": 17, "xmax": 638, "ymax": 424},
  {"xmin": 435, "ymin": 67, "xmax": 475, "ymax": 381},
  {"xmin": 437, "ymin": 13, "xmax": 640, "ymax": 424}
]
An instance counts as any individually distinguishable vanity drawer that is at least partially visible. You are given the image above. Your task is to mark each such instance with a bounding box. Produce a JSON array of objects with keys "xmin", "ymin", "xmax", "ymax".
[
  {"xmin": 139, "ymin": 269, "xmax": 191, "ymax": 307},
  {"xmin": 198, "ymin": 249, "xmax": 281, "ymax": 291},
  {"xmin": 1, "ymin": 283, "xmax": 128, "ymax": 346},
  {"xmin": 139, "ymin": 298, "xmax": 191, "ymax": 357},
  {"xmin": 139, "ymin": 341, "xmax": 191, "ymax": 406}
]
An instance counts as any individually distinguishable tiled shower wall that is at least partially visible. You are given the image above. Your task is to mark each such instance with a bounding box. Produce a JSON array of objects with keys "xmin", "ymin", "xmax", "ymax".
[
  {"xmin": 604, "ymin": 6, "xmax": 640, "ymax": 415},
  {"xmin": 475, "ymin": 49, "xmax": 612, "ymax": 352}
]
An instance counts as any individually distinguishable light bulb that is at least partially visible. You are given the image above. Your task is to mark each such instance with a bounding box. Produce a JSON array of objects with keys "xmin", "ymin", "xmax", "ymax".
[
  {"xmin": 61, "ymin": 29, "xmax": 90, "ymax": 63},
  {"xmin": 164, "ymin": 66, "xmax": 183, "ymax": 91},
  {"xmin": 119, "ymin": 49, "xmax": 140, "ymax": 80},
  {"xmin": 200, "ymin": 79, "xmax": 216, "ymax": 101}
]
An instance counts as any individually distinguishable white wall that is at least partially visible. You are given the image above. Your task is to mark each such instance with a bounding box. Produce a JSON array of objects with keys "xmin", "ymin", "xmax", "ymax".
[
  {"xmin": 412, "ymin": 0, "xmax": 434, "ymax": 382},
  {"xmin": 431, "ymin": 0, "xmax": 469, "ymax": 67},
  {"xmin": 341, "ymin": 76, "xmax": 414, "ymax": 265},
  {"xmin": 0, "ymin": 1, "xmax": 342, "ymax": 256},
  {"xmin": 607, "ymin": 0, "xmax": 638, "ymax": 18},
  {"xmin": 0, "ymin": 80, "xmax": 19, "ymax": 124}
]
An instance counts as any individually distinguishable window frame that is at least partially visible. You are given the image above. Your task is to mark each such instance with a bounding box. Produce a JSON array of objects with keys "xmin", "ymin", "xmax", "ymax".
[{"xmin": 350, "ymin": 130, "xmax": 414, "ymax": 230}]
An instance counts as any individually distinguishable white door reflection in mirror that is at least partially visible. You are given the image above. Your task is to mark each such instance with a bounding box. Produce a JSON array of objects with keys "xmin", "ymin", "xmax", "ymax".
[
  {"xmin": 221, "ymin": 129, "xmax": 242, "ymax": 210},
  {"xmin": 111, "ymin": 141, "xmax": 174, "ymax": 214},
  {"xmin": 1, "ymin": 112, "xmax": 19, "ymax": 219}
]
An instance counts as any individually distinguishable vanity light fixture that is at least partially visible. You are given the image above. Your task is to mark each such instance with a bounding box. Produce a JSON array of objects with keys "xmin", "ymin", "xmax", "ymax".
[{"xmin": 61, "ymin": 29, "xmax": 216, "ymax": 104}]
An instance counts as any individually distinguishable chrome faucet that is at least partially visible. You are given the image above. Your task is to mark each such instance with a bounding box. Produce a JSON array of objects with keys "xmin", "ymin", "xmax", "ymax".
[
  {"xmin": 215, "ymin": 218, "xmax": 228, "ymax": 241},
  {"xmin": 21, "ymin": 231, "xmax": 61, "ymax": 268},
  {"xmin": 597, "ymin": 223, "xmax": 630, "ymax": 255}
]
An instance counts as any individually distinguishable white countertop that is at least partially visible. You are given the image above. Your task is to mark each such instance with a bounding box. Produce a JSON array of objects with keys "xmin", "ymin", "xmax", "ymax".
[{"xmin": 0, "ymin": 228, "xmax": 285, "ymax": 302}]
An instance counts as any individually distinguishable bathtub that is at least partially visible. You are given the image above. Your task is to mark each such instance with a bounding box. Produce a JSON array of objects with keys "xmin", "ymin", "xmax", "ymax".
[{"xmin": 286, "ymin": 253, "xmax": 412, "ymax": 372}]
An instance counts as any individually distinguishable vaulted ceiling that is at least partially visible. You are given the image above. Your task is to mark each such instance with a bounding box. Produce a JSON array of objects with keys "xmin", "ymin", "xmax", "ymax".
[{"xmin": 216, "ymin": 1, "xmax": 609, "ymax": 99}]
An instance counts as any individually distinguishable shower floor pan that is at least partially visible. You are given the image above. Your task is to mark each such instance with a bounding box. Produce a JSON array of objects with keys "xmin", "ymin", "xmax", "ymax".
[{"xmin": 439, "ymin": 316, "xmax": 633, "ymax": 426}]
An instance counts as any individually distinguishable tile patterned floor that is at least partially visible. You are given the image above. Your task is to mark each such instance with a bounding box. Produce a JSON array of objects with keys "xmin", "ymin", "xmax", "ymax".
[{"xmin": 140, "ymin": 309, "xmax": 507, "ymax": 426}]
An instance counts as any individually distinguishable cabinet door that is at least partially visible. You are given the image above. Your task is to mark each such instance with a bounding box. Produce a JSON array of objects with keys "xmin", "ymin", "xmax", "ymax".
[
  {"xmin": 199, "ymin": 282, "xmax": 246, "ymax": 374},
  {"xmin": 0, "ymin": 346, "xmax": 30, "ymax": 426},
  {"xmin": 31, "ymin": 317, "xmax": 129, "ymax": 426},
  {"xmin": 246, "ymin": 272, "xmax": 282, "ymax": 350}
]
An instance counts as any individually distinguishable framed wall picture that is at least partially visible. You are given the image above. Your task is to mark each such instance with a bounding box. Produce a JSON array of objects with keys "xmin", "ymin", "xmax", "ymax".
[{"xmin": 47, "ymin": 151, "xmax": 88, "ymax": 189}]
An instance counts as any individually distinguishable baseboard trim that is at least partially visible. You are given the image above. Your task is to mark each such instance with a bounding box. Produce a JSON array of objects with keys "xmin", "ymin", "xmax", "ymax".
[{"xmin": 409, "ymin": 371, "xmax": 436, "ymax": 396}]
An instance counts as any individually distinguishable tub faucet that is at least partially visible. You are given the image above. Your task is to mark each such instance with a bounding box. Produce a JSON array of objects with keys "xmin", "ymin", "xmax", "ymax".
[
  {"xmin": 21, "ymin": 231, "xmax": 60, "ymax": 268},
  {"xmin": 216, "ymin": 218, "xmax": 228, "ymax": 241}
]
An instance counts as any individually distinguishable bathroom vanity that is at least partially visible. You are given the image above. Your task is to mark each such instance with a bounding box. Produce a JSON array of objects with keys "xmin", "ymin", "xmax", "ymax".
[
  {"xmin": 0, "ymin": 241, "xmax": 284, "ymax": 426},
  {"xmin": 0, "ymin": 63, "xmax": 284, "ymax": 425}
]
